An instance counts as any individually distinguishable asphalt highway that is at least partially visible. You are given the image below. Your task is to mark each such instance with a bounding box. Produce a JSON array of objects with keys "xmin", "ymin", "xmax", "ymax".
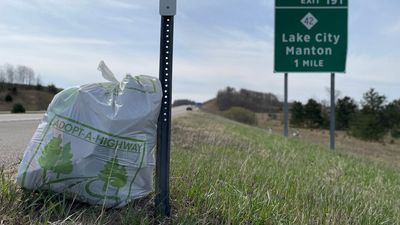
[{"xmin": 0, "ymin": 114, "xmax": 43, "ymax": 169}]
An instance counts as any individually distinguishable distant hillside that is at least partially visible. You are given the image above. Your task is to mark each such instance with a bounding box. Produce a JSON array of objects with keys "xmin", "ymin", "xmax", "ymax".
[
  {"xmin": 173, "ymin": 99, "xmax": 196, "ymax": 107},
  {"xmin": 203, "ymin": 87, "xmax": 283, "ymax": 114},
  {"xmin": 0, "ymin": 83, "xmax": 61, "ymax": 112},
  {"xmin": 202, "ymin": 98, "xmax": 221, "ymax": 114}
]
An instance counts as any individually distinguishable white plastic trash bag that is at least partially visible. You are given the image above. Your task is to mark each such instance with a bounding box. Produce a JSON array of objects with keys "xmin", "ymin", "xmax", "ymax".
[{"xmin": 16, "ymin": 61, "xmax": 162, "ymax": 208}]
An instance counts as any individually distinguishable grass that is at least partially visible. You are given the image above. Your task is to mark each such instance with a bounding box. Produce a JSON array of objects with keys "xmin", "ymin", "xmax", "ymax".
[
  {"xmin": 171, "ymin": 112, "xmax": 400, "ymax": 224},
  {"xmin": 1, "ymin": 111, "xmax": 400, "ymax": 224},
  {"xmin": 255, "ymin": 112, "xmax": 400, "ymax": 169},
  {"xmin": 203, "ymin": 98, "xmax": 400, "ymax": 168}
]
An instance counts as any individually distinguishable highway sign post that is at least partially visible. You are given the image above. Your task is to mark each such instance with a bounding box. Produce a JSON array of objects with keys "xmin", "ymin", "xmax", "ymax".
[
  {"xmin": 284, "ymin": 73, "xmax": 288, "ymax": 137},
  {"xmin": 156, "ymin": 0, "xmax": 176, "ymax": 216},
  {"xmin": 274, "ymin": 0, "xmax": 348, "ymax": 149}
]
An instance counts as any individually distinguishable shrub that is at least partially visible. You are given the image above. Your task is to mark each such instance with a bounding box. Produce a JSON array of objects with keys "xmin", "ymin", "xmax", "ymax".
[
  {"xmin": 350, "ymin": 112, "xmax": 387, "ymax": 141},
  {"xmin": 12, "ymin": 86, "xmax": 17, "ymax": 94},
  {"xmin": 268, "ymin": 113, "xmax": 277, "ymax": 120},
  {"xmin": 35, "ymin": 84, "xmax": 43, "ymax": 90},
  {"xmin": 48, "ymin": 84, "xmax": 58, "ymax": 94},
  {"xmin": 391, "ymin": 126, "xmax": 400, "ymax": 139},
  {"xmin": 11, "ymin": 103, "xmax": 26, "ymax": 113},
  {"xmin": 223, "ymin": 107, "xmax": 256, "ymax": 125},
  {"xmin": 4, "ymin": 94, "xmax": 13, "ymax": 102}
]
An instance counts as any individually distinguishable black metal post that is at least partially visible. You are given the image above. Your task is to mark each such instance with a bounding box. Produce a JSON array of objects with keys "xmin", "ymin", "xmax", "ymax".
[
  {"xmin": 156, "ymin": 15, "xmax": 174, "ymax": 216},
  {"xmin": 284, "ymin": 73, "xmax": 289, "ymax": 137},
  {"xmin": 330, "ymin": 73, "xmax": 336, "ymax": 150}
]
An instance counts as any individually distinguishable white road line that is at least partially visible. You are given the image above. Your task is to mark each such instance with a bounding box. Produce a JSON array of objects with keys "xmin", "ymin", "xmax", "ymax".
[
  {"xmin": 0, "ymin": 118, "xmax": 42, "ymax": 122},
  {"xmin": 0, "ymin": 114, "xmax": 44, "ymax": 123}
]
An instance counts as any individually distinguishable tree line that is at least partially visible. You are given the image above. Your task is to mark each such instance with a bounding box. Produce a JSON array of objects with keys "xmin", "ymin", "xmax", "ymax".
[
  {"xmin": 173, "ymin": 99, "xmax": 196, "ymax": 107},
  {"xmin": 290, "ymin": 88, "xmax": 400, "ymax": 141},
  {"xmin": 216, "ymin": 87, "xmax": 281, "ymax": 113},
  {"xmin": 0, "ymin": 63, "xmax": 41, "ymax": 86},
  {"xmin": 214, "ymin": 86, "xmax": 399, "ymax": 142}
]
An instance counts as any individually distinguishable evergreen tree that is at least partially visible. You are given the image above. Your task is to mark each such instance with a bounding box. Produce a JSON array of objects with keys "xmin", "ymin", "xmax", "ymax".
[
  {"xmin": 385, "ymin": 99, "xmax": 400, "ymax": 138},
  {"xmin": 304, "ymin": 99, "xmax": 323, "ymax": 128},
  {"xmin": 336, "ymin": 96, "xmax": 358, "ymax": 130},
  {"xmin": 321, "ymin": 108, "xmax": 330, "ymax": 129},
  {"xmin": 98, "ymin": 157, "xmax": 127, "ymax": 196},
  {"xmin": 39, "ymin": 136, "xmax": 73, "ymax": 181},
  {"xmin": 351, "ymin": 89, "xmax": 388, "ymax": 141},
  {"xmin": 54, "ymin": 143, "xmax": 73, "ymax": 177},
  {"xmin": 361, "ymin": 88, "xmax": 386, "ymax": 113},
  {"xmin": 290, "ymin": 101, "xmax": 305, "ymax": 127}
]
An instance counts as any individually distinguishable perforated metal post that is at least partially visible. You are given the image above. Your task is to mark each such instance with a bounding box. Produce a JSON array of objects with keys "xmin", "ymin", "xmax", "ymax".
[
  {"xmin": 330, "ymin": 73, "xmax": 336, "ymax": 150},
  {"xmin": 156, "ymin": 0, "xmax": 176, "ymax": 217},
  {"xmin": 284, "ymin": 73, "xmax": 289, "ymax": 137}
]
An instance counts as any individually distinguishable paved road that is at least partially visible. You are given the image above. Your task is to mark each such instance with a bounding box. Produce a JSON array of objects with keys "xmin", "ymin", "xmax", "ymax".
[
  {"xmin": 171, "ymin": 105, "xmax": 193, "ymax": 117},
  {"xmin": 0, "ymin": 106, "xmax": 193, "ymax": 169},
  {"xmin": 0, "ymin": 114, "xmax": 43, "ymax": 170}
]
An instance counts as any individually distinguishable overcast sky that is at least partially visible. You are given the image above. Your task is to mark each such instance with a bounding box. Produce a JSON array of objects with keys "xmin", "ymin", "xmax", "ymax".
[{"xmin": 0, "ymin": 0, "xmax": 399, "ymax": 103}]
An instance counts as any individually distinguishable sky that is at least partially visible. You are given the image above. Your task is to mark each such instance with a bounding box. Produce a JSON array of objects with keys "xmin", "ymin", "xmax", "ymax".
[{"xmin": 0, "ymin": 0, "xmax": 399, "ymax": 104}]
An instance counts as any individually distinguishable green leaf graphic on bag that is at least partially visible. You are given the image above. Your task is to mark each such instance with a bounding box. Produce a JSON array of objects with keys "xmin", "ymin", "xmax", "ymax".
[
  {"xmin": 38, "ymin": 136, "xmax": 73, "ymax": 181},
  {"xmin": 98, "ymin": 157, "xmax": 127, "ymax": 195}
]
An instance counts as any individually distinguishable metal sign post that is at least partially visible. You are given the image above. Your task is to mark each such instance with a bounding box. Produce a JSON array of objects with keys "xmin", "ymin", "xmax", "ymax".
[
  {"xmin": 284, "ymin": 73, "xmax": 289, "ymax": 137},
  {"xmin": 330, "ymin": 73, "xmax": 336, "ymax": 150},
  {"xmin": 156, "ymin": 0, "xmax": 176, "ymax": 216}
]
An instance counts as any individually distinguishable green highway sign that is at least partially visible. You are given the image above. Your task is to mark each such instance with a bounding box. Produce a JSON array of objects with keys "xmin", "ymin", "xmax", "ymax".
[{"xmin": 274, "ymin": 0, "xmax": 348, "ymax": 72}]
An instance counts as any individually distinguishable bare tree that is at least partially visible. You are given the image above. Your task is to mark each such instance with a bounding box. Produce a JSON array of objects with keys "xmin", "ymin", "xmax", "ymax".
[
  {"xmin": 15, "ymin": 65, "xmax": 35, "ymax": 85},
  {"xmin": 26, "ymin": 67, "xmax": 35, "ymax": 85},
  {"xmin": 0, "ymin": 66, "xmax": 6, "ymax": 90},
  {"xmin": 36, "ymin": 74, "xmax": 42, "ymax": 86},
  {"xmin": 0, "ymin": 66, "xmax": 5, "ymax": 83},
  {"xmin": 14, "ymin": 65, "xmax": 25, "ymax": 84},
  {"xmin": 4, "ymin": 64, "xmax": 15, "ymax": 83},
  {"xmin": 325, "ymin": 87, "xmax": 342, "ymax": 102},
  {"xmin": 16, "ymin": 65, "xmax": 27, "ymax": 84}
]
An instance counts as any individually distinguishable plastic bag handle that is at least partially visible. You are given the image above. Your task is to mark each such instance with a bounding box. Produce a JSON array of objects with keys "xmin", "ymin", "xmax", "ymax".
[{"xmin": 98, "ymin": 61, "xmax": 119, "ymax": 83}]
